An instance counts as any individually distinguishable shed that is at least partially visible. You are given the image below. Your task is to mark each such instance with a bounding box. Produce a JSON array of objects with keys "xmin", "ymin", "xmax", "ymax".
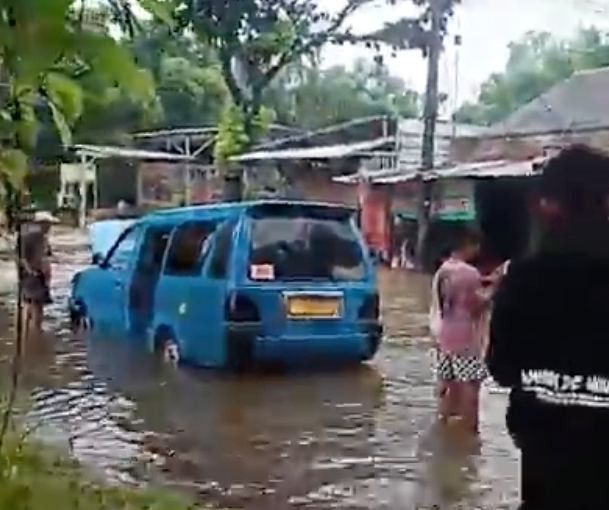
[{"xmin": 68, "ymin": 144, "xmax": 195, "ymax": 227}]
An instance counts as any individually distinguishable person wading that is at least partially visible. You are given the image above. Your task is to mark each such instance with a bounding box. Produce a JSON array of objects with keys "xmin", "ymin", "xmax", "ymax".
[
  {"xmin": 432, "ymin": 229, "xmax": 493, "ymax": 433},
  {"xmin": 487, "ymin": 145, "xmax": 609, "ymax": 509},
  {"xmin": 19, "ymin": 211, "xmax": 59, "ymax": 336}
]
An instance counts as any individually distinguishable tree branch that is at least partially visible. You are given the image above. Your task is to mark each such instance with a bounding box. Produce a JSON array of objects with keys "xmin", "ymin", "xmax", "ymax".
[
  {"xmin": 219, "ymin": 48, "xmax": 245, "ymax": 107},
  {"xmin": 259, "ymin": 0, "xmax": 374, "ymax": 91}
]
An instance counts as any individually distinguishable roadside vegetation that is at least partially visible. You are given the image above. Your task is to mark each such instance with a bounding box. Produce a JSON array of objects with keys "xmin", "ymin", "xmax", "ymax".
[{"xmin": 0, "ymin": 430, "xmax": 212, "ymax": 510}]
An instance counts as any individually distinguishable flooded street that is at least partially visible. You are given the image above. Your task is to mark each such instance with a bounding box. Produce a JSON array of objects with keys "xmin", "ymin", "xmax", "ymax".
[{"xmin": 1, "ymin": 230, "xmax": 519, "ymax": 509}]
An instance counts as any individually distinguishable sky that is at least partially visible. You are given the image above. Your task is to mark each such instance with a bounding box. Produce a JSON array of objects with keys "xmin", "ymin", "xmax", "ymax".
[{"xmin": 322, "ymin": 0, "xmax": 609, "ymax": 110}]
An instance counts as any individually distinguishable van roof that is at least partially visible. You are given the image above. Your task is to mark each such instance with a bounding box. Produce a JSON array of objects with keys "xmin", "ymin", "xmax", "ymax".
[{"xmin": 145, "ymin": 200, "xmax": 356, "ymax": 223}]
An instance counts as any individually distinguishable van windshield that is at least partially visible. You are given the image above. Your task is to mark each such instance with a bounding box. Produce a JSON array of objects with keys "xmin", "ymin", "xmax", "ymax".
[{"xmin": 250, "ymin": 215, "xmax": 365, "ymax": 281}]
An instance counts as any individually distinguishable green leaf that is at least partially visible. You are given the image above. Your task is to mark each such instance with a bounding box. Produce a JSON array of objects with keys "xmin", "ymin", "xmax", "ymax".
[
  {"xmin": 79, "ymin": 33, "xmax": 156, "ymax": 103},
  {"xmin": 46, "ymin": 73, "xmax": 84, "ymax": 124},
  {"xmin": 0, "ymin": 110, "xmax": 15, "ymax": 141},
  {"xmin": 47, "ymin": 101, "xmax": 72, "ymax": 146},
  {"xmin": 15, "ymin": 104, "xmax": 39, "ymax": 152},
  {"xmin": 136, "ymin": 0, "xmax": 177, "ymax": 28},
  {"xmin": 214, "ymin": 103, "xmax": 249, "ymax": 165},
  {"xmin": 0, "ymin": 150, "xmax": 28, "ymax": 189}
]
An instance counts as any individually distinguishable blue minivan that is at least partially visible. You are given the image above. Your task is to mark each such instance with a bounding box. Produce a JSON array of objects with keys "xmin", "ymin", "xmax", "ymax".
[{"xmin": 70, "ymin": 201, "xmax": 383, "ymax": 369}]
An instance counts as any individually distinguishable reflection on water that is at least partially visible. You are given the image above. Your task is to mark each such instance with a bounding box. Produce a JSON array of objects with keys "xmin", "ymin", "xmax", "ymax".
[{"xmin": 0, "ymin": 230, "xmax": 520, "ymax": 509}]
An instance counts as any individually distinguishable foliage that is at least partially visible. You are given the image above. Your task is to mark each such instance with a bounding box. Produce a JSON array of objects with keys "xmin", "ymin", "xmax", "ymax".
[
  {"xmin": 0, "ymin": 433, "xmax": 212, "ymax": 510},
  {"xmin": 367, "ymin": 0, "xmax": 461, "ymax": 62},
  {"xmin": 128, "ymin": 24, "xmax": 229, "ymax": 129},
  {"xmin": 213, "ymin": 103, "xmax": 250, "ymax": 165},
  {"xmin": 455, "ymin": 28, "xmax": 609, "ymax": 125},
  {"xmin": 168, "ymin": 0, "xmax": 377, "ymax": 141},
  {"xmin": 265, "ymin": 59, "xmax": 420, "ymax": 130},
  {"xmin": 0, "ymin": 0, "xmax": 158, "ymax": 199}
]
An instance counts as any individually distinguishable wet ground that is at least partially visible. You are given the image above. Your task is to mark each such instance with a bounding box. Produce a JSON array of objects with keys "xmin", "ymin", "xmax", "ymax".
[{"xmin": 0, "ymin": 230, "xmax": 520, "ymax": 509}]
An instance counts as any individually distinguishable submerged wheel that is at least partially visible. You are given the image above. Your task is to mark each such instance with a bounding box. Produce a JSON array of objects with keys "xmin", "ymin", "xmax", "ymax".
[
  {"xmin": 154, "ymin": 330, "xmax": 180, "ymax": 366},
  {"xmin": 70, "ymin": 302, "xmax": 91, "ymax": 331}
]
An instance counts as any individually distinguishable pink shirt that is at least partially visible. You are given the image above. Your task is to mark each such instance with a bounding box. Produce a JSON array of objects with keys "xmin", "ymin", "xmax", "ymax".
[{"xmin": 435, "ymin": 258, "xmax": 484, "ymax": 355}]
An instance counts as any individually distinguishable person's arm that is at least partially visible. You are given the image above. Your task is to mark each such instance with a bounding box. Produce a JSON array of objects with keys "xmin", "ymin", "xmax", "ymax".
[
  {"xmin": 486, "ymin": 268, "xmax": 527, "ymax": 388},
  {"xmin": 429, "ymin": 270, "xmax": 442, "ymax": 345}
]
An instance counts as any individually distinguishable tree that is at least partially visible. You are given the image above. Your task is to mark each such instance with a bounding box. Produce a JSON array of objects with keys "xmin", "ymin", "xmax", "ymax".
[
  {"xmin": 265, "ymin": 59, "xmax": 421, "ymax": 130},
  {"xmin": 0, "ymin": 0, "xmax": 158, "ymax": 193},
  {"xmin": 171, "ymin": 0, "xmax": 376, "ymax": 134},
  {"xmin": 129, "ymin": 24, "xmax": 229, "ymax": 129},
  {"xmin": 455, "ymin": 28, "xmax": 609, "ymax": 126}
]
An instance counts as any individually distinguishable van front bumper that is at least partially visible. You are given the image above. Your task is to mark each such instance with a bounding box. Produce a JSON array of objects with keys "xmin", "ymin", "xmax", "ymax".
[{"xmin": 226, "ymin": 321, "xmax": 383, "ymax": 366}]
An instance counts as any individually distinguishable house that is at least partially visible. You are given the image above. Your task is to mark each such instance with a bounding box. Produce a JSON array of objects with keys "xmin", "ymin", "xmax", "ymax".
[
  {"xmin": 454, "ymin": 67, "xmax": 609, "ymax": 162},
  {"xmin": 327, "ymin": 118, "xmax": 485, "ymax": 264},
  {"xmin": 440, "ymin": 67, "xmax": 609, "ymax": 266}
]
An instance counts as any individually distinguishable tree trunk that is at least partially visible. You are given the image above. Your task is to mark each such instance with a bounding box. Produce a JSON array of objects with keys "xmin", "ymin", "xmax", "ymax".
[{"xmin": 416, "ymin": 0, "xmax": 442, "ymax": 271}]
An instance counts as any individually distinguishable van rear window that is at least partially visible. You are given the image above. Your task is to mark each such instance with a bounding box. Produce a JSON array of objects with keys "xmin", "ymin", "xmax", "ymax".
[{"xmin": 250, "ymin": 215, "xmax": 365, "ymax": 281}]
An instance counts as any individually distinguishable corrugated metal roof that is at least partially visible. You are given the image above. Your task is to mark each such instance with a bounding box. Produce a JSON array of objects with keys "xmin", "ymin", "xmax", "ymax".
[
  {"xmin": 72, "ymin": 144, "xmax": 195, "ymax": 161},
  {"xmin": 333, "ymin": 159, "xmax": 542, "ymax": 184},
  {"xmin": 420, "ymin": 159, "xmax": 542, "ymax": 181},
  {"xmin": 231, "ymin": 137, "xmax": 395, "ymax": 162},
  {"xmin": 397, "ymin": 118, "xmax": 487, "ymax": 138},
  {"xmin": 486, "ymin": 67, "xmax": 609, "ymax": 137}
]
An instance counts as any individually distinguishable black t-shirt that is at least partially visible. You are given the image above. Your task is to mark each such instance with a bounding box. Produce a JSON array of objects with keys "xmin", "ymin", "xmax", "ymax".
[{"xmin": 488, "ymin": 253, "xmax": 609, "ymax": 452}]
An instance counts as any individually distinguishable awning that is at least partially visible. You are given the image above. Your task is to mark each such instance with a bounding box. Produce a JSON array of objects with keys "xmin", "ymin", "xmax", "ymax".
[
  {"xmin": 231, "ymin": 137, "xmax": 395, "ymax": 162},
  {"xmin": 71, "ymin": 144, "xmax": 196, "ymax": 162},
  {"xmin": 333, "ymin": 158, "xmax": 543, "ymax": 184},
  {"xmin": 422, "ymin": 159, "xmax": 542, "ymax": 181}
]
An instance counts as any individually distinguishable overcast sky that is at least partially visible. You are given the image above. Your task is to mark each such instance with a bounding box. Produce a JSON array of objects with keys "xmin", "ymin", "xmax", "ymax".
[{"xmin": 322, "ymin": 0, "xmax": 609, "ymax": 110}]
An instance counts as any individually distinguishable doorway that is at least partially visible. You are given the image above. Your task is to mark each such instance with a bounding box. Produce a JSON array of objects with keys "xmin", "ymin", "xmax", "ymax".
[
  {"xmin": 475, "ymin": 178, "xmax": 531, "ymax": 264},
  {"xmin": 129, "ymin": 225, "xmax": 173, "ymax": 336}
]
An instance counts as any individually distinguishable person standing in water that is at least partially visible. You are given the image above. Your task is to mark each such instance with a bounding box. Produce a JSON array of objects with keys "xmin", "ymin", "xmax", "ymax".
[
  {"xmin": 19, "ymin": 211, "xmax": 58, "ymax": 336},
  {"xmin": 432, "ymin": 229, "xmax": 492, "ymax": 433},
  {"xmin": 487, "ymin": 145, "xmax": 609, "ymax": 509}
]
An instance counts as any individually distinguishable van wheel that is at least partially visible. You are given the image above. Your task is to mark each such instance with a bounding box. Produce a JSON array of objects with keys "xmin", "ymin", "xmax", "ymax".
[
  {"xmin": 70, "ymin": 302, "xmax": 91, "ymax": 331},
  {"xmin": 155, "ymin": 331, "xmax": 180, "ymax": 366}
]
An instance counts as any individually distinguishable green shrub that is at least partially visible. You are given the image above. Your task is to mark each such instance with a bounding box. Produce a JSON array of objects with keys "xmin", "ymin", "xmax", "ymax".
[{"xmin": 0, "ymin": 434, "xmax": 214, "ymax": 510}]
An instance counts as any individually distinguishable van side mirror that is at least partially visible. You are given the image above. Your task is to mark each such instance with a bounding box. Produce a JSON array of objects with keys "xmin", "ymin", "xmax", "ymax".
[{"xmin": 92, "ymin": 253, "xmax": 104, "ymax": 266}]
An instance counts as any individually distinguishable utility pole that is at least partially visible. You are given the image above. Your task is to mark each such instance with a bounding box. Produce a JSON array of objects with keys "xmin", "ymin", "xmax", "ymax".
[{"xmin": 416, "ymin": 0, "xmax": 443, "ymax": 269}]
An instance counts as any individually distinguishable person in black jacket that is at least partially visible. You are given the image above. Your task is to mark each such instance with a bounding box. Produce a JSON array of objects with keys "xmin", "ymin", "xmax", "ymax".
[{"xmin": 487, "ymin": 144, "xmax": 609, "ymax": 509}]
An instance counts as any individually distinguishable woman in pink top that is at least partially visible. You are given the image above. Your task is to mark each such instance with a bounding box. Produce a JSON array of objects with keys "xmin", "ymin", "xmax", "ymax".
[{"xmin": 432, "ymin": 229, "xmax": 494, "ymax": 433}]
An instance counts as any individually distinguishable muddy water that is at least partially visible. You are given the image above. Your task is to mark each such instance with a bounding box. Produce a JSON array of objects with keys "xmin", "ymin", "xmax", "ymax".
[{"xmin": 1, "ymin": 230, "xmax": 520, "ymax": 509}]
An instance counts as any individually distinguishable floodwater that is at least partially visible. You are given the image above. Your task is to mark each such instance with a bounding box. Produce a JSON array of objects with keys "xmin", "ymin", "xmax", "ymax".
[{"xmin": 1, "ymin": 229, "xmax": 520, "ymax": 509}]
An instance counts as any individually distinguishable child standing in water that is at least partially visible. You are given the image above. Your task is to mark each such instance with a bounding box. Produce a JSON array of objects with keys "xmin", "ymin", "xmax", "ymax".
[{"xmin": 432, "ymin": 229, "xmax": 494, "ymax": 433}]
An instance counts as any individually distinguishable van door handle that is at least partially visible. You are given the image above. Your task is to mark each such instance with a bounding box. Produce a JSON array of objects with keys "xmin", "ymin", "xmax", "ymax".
[{"xmin": 114, "ymin": 281, "xmax": 123, "ymax": 289}]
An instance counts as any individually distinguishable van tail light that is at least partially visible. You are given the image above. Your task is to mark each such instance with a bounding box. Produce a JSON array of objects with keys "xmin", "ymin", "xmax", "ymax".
[
  {"xmin": 225, "ymin": 293, "xmax": 261, "ymax": 322},
  {"xmin": 359, "ymin": 293, "xmax": 380, "ymax": 320}
]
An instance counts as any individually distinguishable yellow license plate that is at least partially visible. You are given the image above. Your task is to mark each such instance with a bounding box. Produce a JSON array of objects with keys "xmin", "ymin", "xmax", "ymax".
[{"xmin": 287, "ymin": 297, "xmax": 341, "ymax": 318}]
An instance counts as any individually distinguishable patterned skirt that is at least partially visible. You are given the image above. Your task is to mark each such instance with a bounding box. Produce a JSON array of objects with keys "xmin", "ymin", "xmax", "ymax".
[{"xmin": 436, "ymin": 349, "xmax": 489, "ymax": 382}]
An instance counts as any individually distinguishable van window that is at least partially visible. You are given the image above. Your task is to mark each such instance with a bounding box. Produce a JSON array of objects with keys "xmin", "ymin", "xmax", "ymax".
[
  {"xmin": 164, "ymin": 221, "xmax": 217, "ymax": 276},
  {"xmin": 209, "ymin": 220, "xmax": 236, "ymax": 279},
  {"xmin": 105, "ymin": 226, "xmax": 141, "ymax": 270},
  {"xmin": 137, "ymin": 225, "xmax": 173, "ymax": 272},
  {"xmin": 250, "ymin": 215, "xmax": 365, "ymax": 281}
]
